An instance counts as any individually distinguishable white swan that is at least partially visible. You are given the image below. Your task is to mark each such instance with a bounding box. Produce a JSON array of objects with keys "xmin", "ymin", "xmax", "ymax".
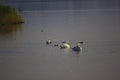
[
  {"xmin": 72, "ymin": 42, "xmax": 82, "ymax": 52},
  {"xmin": 60, "ymin": 41, "xmax": 70, "ymax": 49}
]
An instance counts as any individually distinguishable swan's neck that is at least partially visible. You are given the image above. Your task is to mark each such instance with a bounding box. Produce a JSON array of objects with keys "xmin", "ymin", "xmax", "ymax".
[{"xmin": 77, "ymin": 43, "xmax": 81, "ymax": 47}]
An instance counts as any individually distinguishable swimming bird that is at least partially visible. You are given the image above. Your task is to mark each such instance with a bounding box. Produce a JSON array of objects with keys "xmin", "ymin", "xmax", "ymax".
[
  {"xmin": 54, "ymin": 44, "xmax": 59, "ymax": 46},
  {"xmin": 46, "ymin": 39, "xmax": 52, "ymax": 45},
  {"xmin": 72, "ymin": 42, "xmax": 82, "ymax": 52},
  {"xmin": 60, "ymin": 41, "xmax": 70, "ymax": 49}
]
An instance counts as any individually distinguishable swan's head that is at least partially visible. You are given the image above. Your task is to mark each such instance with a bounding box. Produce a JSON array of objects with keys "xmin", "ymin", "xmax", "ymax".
[
  {"xmin": 48, "ymin": 39, "xmax": 51, "ymax": 42},
  {"xmin": 47, "ymin": 39, "xmax": 51, "ymax": 43},
  {"xmin": 77, "ymin": 42, "xmax": 81, "ymax": 47}
]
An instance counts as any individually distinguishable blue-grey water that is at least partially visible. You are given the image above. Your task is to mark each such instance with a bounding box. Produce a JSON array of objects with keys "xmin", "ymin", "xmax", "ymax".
[{"xmin": 0, "ymin": 1, "xmax": 120, "ymax": 80}]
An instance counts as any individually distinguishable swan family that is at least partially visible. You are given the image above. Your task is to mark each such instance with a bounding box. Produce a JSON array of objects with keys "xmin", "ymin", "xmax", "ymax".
[{"xmin": 46, "ymin": 40, "xmax": 83, "ymax": 52}]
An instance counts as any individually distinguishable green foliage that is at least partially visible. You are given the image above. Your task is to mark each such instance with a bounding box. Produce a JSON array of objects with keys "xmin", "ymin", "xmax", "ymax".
[
  {"xmin": 0, "ymin": 5, "xmax": 16, "ymax": 15},
  {"xmin": 0, "ymin": 5, "xmax": 24, "ymax": 24}
]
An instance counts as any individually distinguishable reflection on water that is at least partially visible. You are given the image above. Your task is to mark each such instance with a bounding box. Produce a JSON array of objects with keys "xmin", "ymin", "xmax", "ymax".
[{"xmin": 0, "ymin": 24, "xmax": 22, "ymax": 39}]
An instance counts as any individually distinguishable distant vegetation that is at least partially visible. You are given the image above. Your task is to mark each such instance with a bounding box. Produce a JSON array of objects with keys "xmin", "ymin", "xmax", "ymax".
[{"xmin": 0, "ymin": 5, "xmax": 24, "ymax": 25}]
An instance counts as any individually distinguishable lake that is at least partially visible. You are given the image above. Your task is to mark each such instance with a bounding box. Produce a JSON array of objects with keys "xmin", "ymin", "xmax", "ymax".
[{"xmin": 0, "ymin": 8, "xmax": 120, "ymax": 80}]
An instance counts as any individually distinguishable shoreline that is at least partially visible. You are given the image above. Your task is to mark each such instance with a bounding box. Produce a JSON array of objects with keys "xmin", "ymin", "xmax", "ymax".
[
  {"xmin": 0, "ymin": 21, "xmax": 24, "ymax": 26},
  {"xmin": 0, "ymin": 5, "xmax": 24, "ymax": 26}
]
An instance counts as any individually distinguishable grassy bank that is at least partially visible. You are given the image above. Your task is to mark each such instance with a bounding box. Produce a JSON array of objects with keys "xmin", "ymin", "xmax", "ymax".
[{"xmin": 0, "ymin": 5, "xmax": 24, "ymax": 25}]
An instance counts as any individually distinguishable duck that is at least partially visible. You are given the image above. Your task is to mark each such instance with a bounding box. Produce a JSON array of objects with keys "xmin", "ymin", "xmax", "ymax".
[
  {"xmin": 72, "ymin": 42, "xmax": 82, "ymax": 52},
  {"xmin": 54, "ymin": 44, "xmax": 59, "ymax": 46},
  {"xmin": 60, "ymin": 41, "xmax": 70, "ymax": 49},
  {"xmin": 46, "ymin": 39, "xmax": 52, "ymax": 45}
]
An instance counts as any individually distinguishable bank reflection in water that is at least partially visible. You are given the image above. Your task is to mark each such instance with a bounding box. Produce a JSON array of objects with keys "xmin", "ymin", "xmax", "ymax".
[{"xmin": 0, "ymin": 24, "xmax": 22, "ymax": 39}]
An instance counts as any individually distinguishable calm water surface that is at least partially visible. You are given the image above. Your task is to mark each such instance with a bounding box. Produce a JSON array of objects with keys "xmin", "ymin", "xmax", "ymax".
[{"xmin": 0, "ymin": 10, "xmax": 120, "ymax": 80}]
